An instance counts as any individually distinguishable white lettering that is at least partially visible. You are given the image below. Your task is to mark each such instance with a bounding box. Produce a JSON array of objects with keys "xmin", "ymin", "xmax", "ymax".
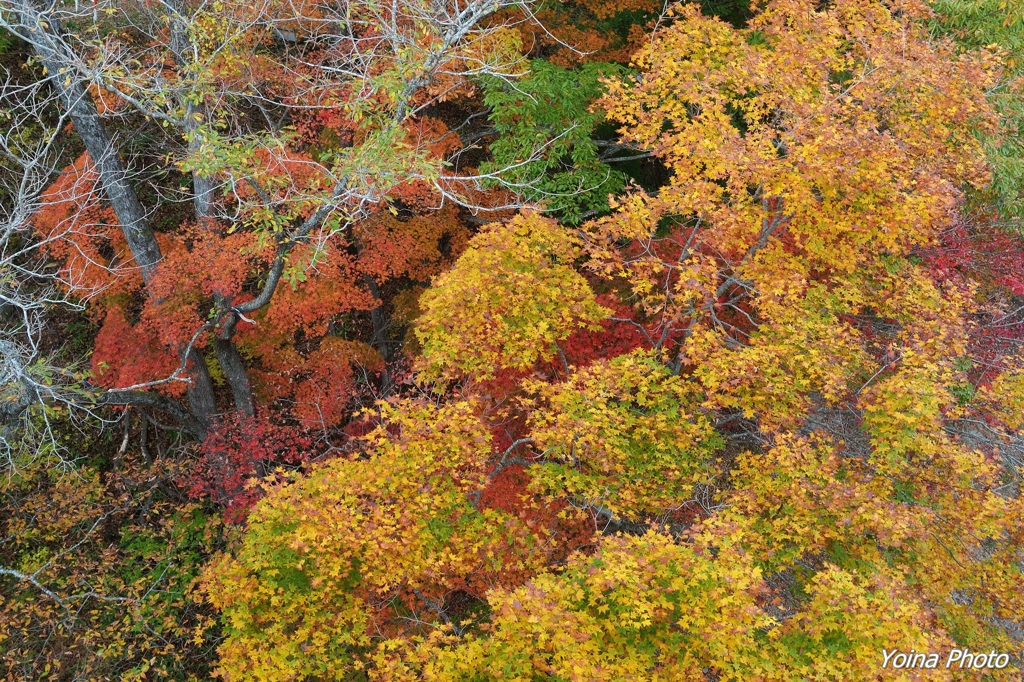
[{"xmin": 880, "ymin": 649, "xmax": 1011, "ymax": 670}]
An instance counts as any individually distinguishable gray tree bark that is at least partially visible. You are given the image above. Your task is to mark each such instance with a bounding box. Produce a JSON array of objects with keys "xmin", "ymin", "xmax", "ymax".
[
  {"xmin": 215, "ymin": 337, "xmax": 254, "ymax": 416},
  {"xmin": 33, "ymin": 62, "xmax": 161, "ymax": 282},
  {"xmin": 168, "ymin": 0, "xmax": 217, "ymax": 220}
]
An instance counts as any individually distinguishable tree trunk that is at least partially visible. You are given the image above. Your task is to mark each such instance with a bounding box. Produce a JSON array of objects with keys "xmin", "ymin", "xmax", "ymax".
[
  {"xmin": 33, "ymin": 61, "xmax": 161, "ymax": 282},
  {"xmin": 186, "ymin": 349, "xmax": 218, "ymax": 422},
  {"xmin": 169, "ymin": 1, "xmax": 217, "ymax": 221},
  {"xmin": 187, "ymin": 112, "xmax": 217, "ymax": 219},
  {"xmin": 362, "ymin": 275, "xmax": 394, "ymax": 394},
  {"xmin": 215, "ymin": 337, "xmax": 254, "ymax": 417}
]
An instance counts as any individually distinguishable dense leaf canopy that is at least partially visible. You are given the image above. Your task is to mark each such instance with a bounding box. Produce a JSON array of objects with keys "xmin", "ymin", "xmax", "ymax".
[{"xmin": 0, "ymin": 0, "xmax": 1022, "ymax": 679}]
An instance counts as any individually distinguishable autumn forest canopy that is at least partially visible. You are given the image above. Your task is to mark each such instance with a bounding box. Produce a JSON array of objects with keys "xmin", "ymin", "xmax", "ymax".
[{"xmin": 0, "ymin": 0, "xmax": 1023, "ymax": 678}]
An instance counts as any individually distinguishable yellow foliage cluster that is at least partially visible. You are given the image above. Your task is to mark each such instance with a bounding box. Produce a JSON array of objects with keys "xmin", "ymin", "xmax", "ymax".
[
  {"xmin": 416, "ymin": 214, "xmax": 609, "ymax": 382},
  {"xmin": 525, "ymin": 350, "xmax": 722, "ymax": 519}
]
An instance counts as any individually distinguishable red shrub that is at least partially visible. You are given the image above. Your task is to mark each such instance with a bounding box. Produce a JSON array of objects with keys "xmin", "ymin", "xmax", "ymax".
[{"xmin": 185, "ymin": 412, "xmax": 314, "ymax": 523}]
